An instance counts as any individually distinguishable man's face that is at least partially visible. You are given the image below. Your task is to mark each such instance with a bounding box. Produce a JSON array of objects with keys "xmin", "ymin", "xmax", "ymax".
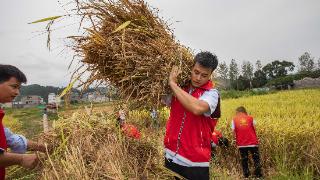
[
  {"xmin": 0, "ymin": 77, "xmax": 21, "ymax": 103},
  {"xmin": 190, "ymin": 62, "xmax": 212, "ymax": 87}
]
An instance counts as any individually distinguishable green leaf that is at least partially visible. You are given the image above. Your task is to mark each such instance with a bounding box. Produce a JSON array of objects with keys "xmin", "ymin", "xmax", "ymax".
[
  {"xmin": 28, "ymin": 16, "xmax": 63, "ymax": 24},
  {"xmin": 59, "ymin": 78, "xmax": 77, "ymax": 98},
  {"xmin": 112, "ymin": 21, "xmax": 131, "ymax": 33}
]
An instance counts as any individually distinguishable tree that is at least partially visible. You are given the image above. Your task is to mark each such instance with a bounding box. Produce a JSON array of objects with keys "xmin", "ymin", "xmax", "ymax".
[
  {"xmin": 237, "ymin": 75, "xmax": 250, "ymax": 91},
  {"xmin": 241, "ymin": 61, "xmax": 254, "ymax": 89},
  {"xmin": 317, "ymin": 58, "xmax": 320, "ymax": 70},
  {"xmin": 256, "ymin": 60, "xmax": 262, "ymax": 71},
  {"xmin": 216, "ymin": 61, "xmax": 229, "ymax": 89},
  {"xmin": 229, "ymin": 59, "xmax": 239, "ymax": 89},
  {"xmin": 252, "ymin": 70, "xmax": 267, "ymax": 88},
  {"xmin": 217, "ymin": 61, "xmax": 229, "ymax": 80},
  {"xmin": 298, "ymin": 52, "xmax": 314, "ymax": 72},
  {"xmin": 262, "ymin": 60, "xmax": 295, "ymax": 79}
]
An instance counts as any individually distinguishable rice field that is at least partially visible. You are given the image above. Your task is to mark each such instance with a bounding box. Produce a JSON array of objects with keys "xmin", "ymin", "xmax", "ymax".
[
  {"xmin": 215, "ymin": 88, "xmax": 320, "ymax": 178},
  {"xmin": 4, "ymin": 88, "xmax": 320, "ymax": 179}
]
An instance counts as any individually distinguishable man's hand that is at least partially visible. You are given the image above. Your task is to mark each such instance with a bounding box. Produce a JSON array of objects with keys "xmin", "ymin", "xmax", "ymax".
[
  {"xmin": 20, "ymin": 154, "xmax": 39, "ymax": 169},
  {"xmin": 169, "ymin": 66, "xmax": 182, "ymax": 87},
  {"xmin": 167, "ymin": 65, "xmax": 211, "ymax": 116},
  {"xmin": 27, "ymin": 140, "xmax": 48, "ymax": 153}
]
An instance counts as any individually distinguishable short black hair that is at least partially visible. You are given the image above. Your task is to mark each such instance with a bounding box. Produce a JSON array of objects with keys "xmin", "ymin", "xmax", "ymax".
[
  {"xmin": 194, "ymin": 51, "xmax": 218, "ymax": 71},
  {"xmin": 0, "ymin": 64, "xmax": 27, "ymax": 84},
  {"xmin": 236, "ymin": 106, "xmax": 247, "ymax": 114}
]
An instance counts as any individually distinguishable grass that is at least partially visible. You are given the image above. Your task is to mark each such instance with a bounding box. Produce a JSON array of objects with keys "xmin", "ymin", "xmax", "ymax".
[
  {"xmin": 220, "ymin": 89, "xmax": 275, "ymax": 99},
  {"xmin": 3, "ymin": 108, "xmax": 45, "ymax": 180},
  {"xmin": 4, "ymin": 107, "xmax": 59, "ymax": 138}
]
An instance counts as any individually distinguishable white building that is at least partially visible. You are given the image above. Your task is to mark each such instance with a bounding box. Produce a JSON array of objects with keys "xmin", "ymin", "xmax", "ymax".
[
  {"xmin": 21, "ymin": 95, "xmax": 42, "ymax": 108},
  {"xmin": 86, "ymin": 92, "xmax": 108, "ymax": 103},
  {"xmin": 48, "ymin": 93, "xmax": 56, "ymax": 104},
  {"xmin": 48, "ymin": 93, "xmax": 61, "ymax": 105}
]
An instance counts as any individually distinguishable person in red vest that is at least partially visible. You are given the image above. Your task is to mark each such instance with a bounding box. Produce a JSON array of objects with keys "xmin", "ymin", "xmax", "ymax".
[
  {"xmin": 0, "ymin": 64, "xmax": 47, "ymax": 180},
  {"xmin": 163, "ymin": 51, "xmax": 220, "ymax": 180},
  {"xmin": 211, "ymin": 130, "xmax": 229, "ymax": 159},
  {"xmin": 231, "ymin": 106, "xmax": 263, "ymax": 178},
  {"xmin": 211, "ymin": 130, "xmax": 222, "ymax": 148},
  {"xmin": 116, "ymin": 108, "xmax": 141, "ymax": 140}
]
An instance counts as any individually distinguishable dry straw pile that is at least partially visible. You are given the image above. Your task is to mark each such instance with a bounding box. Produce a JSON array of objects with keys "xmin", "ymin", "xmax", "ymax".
[
  {"xmin": 39, "ymin": 111, "xmax": 174, "ymax": 179},
  {"xmin": 70, "ymin": 0, "xmax": 194, "ymax": 108}
]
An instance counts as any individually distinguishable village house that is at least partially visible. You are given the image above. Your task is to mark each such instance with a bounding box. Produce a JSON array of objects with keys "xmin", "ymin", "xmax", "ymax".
[{"xmin": 20, "ymin": 95, "xmax": 44, "ymax": 108}]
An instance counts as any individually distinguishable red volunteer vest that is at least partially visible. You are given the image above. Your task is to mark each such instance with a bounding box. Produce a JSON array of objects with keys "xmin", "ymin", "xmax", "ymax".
[
  {"xmin": 122, "ymin": 124, "xmax": 141, "ymax": 139},
  {"xmin": 211, "ymin": 130, "xmax": 222, "ymax": 146},
  {"xmin": 233, "ymin": 113, "xmax": 259, "ymax": 146},
  {"xmin": 164, "ymin": 80, "xmax": 218, "ymax": 163},
  {"xmin": 0, "ymin": 109, "xmax": 7, "ymax": 180}
]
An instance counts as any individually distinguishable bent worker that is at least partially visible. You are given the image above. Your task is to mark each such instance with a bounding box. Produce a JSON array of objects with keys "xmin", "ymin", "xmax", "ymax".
[
  {"xmin": 164, "ymin": 51, "xmax": 220, "ymax": 180},
  {"xmin": 0, "ymin": 64, "xmax": 47, "ymax": 180},
  {"xmin": 231, "ymin": 106, "xmax": 263, "ymax": 178},
  {"xmin": 211, "ymin": 129, "xmax": 229, "ymax": 159},
  {"xmin": 116, "ymin": 107, "xmax": 141, "ymax": 139}
]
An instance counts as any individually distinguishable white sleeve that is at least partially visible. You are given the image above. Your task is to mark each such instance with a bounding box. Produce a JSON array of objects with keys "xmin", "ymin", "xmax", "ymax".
[
  {"xmin": 253, "ymin": 119, "xmax": 257, "ymax": 126},
  {"xmin": 199, "ymin": 89, "xmax": 219, "ymax": 117},
  {"xmin": 231, "ymin": 120, "xmax": 235, "ymax": 130},
  {"xmin": 4, "ymin": 127, "xmax": 28, "ymax": 154}
]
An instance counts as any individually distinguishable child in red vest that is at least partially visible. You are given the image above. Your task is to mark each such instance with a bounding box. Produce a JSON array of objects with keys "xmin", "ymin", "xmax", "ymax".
[
  {"xmin": 0, "ymin": 65, "xmax": 47, "ymax": 180},
  {"xmin": 231, "ymin": 106, "xmax": 263, "ymax": 178}
]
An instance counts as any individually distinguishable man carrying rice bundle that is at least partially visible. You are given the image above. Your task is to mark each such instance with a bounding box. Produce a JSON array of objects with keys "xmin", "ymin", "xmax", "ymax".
[{"xmin": 163, "ymin": 52, "xmax": 220, "ymax": 180}]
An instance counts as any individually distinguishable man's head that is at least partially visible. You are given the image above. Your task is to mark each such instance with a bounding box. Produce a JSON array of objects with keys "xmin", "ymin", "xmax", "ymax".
[
  {"xmin": 236, "ymin": 106, "xmax": 247, "ymax": 115},
  {"xmin": 191, "ymin": 51, "xmax": 218, "ymax": 87},
  {"xmin": 0, "ymin": 65, "xmax": 27, "ymax": 103}
]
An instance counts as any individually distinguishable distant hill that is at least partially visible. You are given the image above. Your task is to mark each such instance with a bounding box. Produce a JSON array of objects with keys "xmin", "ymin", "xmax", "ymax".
[
  {"xmin": 17, "ymin": 84, "xmax": 107, "ymax": 103},
  {"xmin": 16, "ymin": 84, "xmax": 64, "ymax": 103}
]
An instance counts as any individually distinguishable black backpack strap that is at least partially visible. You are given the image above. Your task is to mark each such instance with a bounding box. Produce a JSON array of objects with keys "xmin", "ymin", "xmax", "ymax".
[{"xmin": 211, "ymin": 95, "xmax": 221, "ymax": 119}]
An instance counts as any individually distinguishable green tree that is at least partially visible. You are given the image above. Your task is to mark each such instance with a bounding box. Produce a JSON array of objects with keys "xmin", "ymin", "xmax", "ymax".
[
  {"xmin": 298, "ymin": 52, "xmax": 314, "ymax": 72},
  {"xmin": 237, "ymin": 75, "xmax": 250, "ymax": 90},
  {"xmin": 256, "ymin": 60, "xmax": 262, "ymax": 71},
  {"xmin": 229, "ymin": 59, "xmax": 239, "ymax": 89},
  {"xmin": 252, "ymin": 70, "xmax": 267, "ymax": 88},
  {"xmin": 241, "ymin": 61, "xmax": 254, "ymax": 89},
  {"xmin": 217, "ymin": 61, "xmax": 229, "ymax": 80},
  {"xmin": 262, "ymin": 60, "xmax": 295, "ymax": 79}
]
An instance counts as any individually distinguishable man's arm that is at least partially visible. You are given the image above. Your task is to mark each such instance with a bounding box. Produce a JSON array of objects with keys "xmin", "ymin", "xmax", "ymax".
[
  {"xmin": 5, "ymin": 127, "xmax": 47, "ymax": 153},
  {"xmin": 0, "ymin": 152, "xmax": 38, "ymax": 169},
  {"xmin": 5, "ymin": 127, "xmax": 27, "ymax": 154},
  {"xmin": 168, "ymin": 66, "xmax": 210, "ymax": 115}
]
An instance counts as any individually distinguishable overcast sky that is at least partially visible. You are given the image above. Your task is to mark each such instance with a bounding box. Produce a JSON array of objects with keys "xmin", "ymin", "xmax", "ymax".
[{"xmin": 0, "ymin": 0, "xmax": 319, "ymax": 87}]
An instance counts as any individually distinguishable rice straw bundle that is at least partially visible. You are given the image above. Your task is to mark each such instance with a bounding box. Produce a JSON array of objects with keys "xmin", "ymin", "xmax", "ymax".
[
  {"xmin": 70, "ymin": 0, "xmax": 194, "ymax": 108},
  {"xmin": 39, "ymin": 111, "xmax": 175, "ymax": 179}
]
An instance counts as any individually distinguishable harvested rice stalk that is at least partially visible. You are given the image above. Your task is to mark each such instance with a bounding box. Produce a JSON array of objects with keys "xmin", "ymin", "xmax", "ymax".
[
  {"xmin": 39, "ymin": 111, "xmax": 174, "ymax": 179},
  {"xmin": 39, "ymin": 0, "xmax": 195, "ymax": 109}
]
